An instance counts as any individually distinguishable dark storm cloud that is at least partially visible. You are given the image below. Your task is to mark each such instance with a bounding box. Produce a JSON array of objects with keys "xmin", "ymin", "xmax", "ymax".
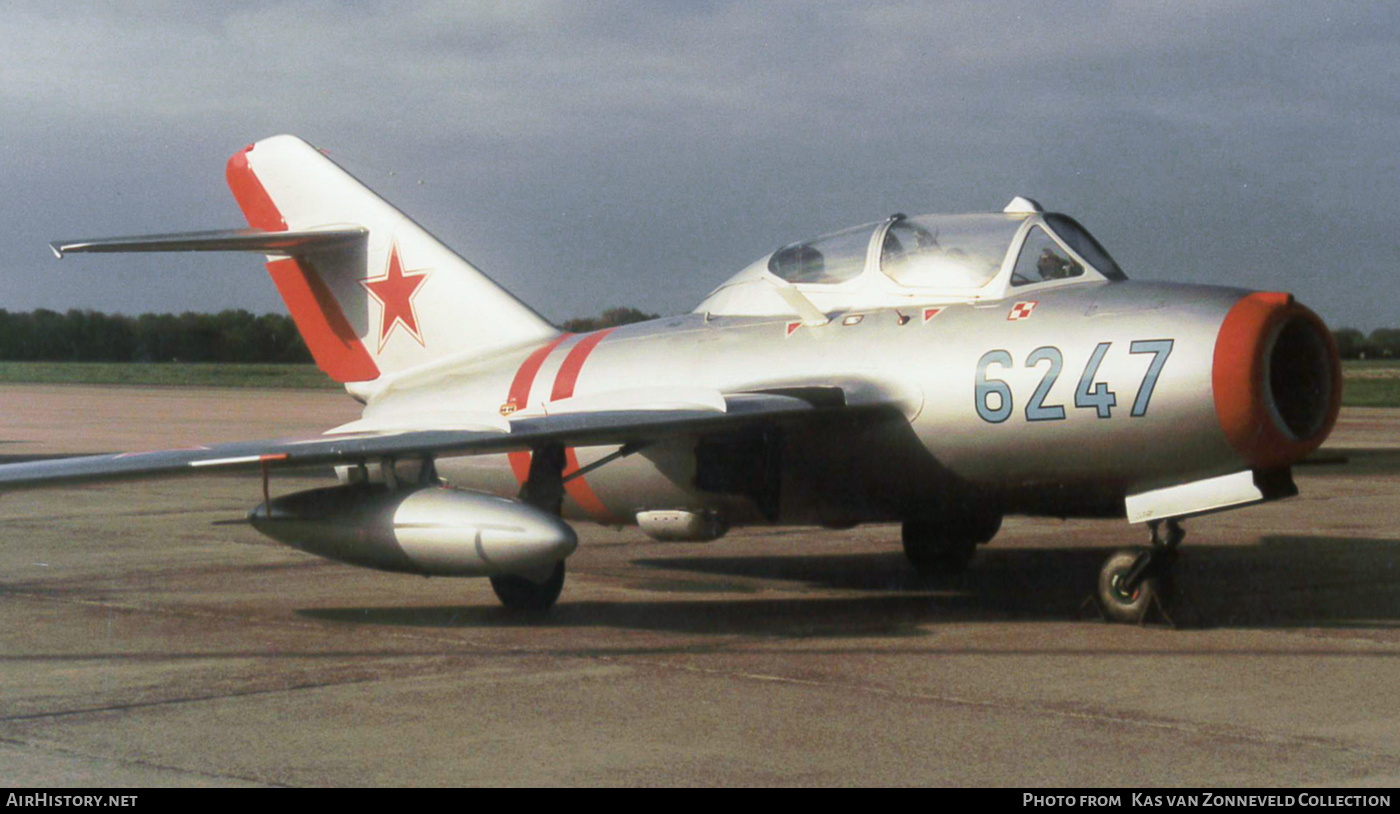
[{"xmin": 1, "ymin": 2, "xmax": 1396, "ymax": 328}]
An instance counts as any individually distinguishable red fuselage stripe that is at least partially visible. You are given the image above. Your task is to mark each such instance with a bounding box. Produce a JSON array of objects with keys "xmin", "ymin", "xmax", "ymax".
[
  {"xmin": 549, "ymin": 330, "xmax": 618, "ymax": 522},
  {"xmin": 562, "ymin": 447, "xmax": 615, "ymax": 523},
  {"xmin": 506, "ymin": 334, "xmax": 575, "ymax": 484},
  {"xmin": 550, "ymin": 329, "xmax": 615, "ymax": 402},
  {"xmin": 505, "ymin": 330, "xmax": 619, "ymax": 522}
]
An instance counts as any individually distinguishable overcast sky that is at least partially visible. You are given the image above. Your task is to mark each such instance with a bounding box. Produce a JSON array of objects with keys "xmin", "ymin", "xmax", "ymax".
[{"xmin": 2, "ymin": 1, "xmax": 1396, "ymax": 329}]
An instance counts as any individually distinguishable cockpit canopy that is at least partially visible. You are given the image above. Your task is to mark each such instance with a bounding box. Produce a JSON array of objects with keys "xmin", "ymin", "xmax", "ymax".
[{"xmin": 695, "ymin": 199, "xmax": 1126, "ymax": 317}]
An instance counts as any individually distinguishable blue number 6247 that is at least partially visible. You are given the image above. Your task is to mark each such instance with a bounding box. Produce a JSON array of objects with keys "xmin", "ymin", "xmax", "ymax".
[{"xmin": 975, "ymin": 340, "xmax": 1173, "ymax": 423}]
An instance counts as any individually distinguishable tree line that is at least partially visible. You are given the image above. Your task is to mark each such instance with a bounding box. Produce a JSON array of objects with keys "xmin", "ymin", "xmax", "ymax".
[
  {"xmin": 0, "ymin": 309, "xmax": 311, "ymax": 363},
  {"xmin": 0, "ymin": 306, "xmax": 662, "ymax": 364},
  {"xmin": 559, "ymin": 306, "xmax": 659, "ymax": 333},
  {"xmin": 1333, "ymin": 328, "xmax": 1400, "ymax": 360}
]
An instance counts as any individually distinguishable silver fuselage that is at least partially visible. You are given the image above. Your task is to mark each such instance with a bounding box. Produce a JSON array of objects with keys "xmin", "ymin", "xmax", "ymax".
[{"xmin": 367, "ymin": 280, "xmax": 1259, "ymax": 527}]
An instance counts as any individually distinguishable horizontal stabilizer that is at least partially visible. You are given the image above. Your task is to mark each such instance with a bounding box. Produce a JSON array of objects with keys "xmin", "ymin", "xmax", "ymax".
[{"xmin": 50, "ymin": 227, "xmax": 367, "ymax": 259}]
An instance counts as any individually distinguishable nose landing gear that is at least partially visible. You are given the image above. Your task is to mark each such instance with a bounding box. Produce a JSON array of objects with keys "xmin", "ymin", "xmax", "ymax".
[{"xmin": 1092, "ymin": 519, "xmax": 1187, "ymax": 625}]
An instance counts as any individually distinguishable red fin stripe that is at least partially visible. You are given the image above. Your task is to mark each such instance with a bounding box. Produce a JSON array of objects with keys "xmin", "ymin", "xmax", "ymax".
[
  {"xmin": 506, "ymin": 334, "xmax": 575, "ymax": 485},
  {"xmin": 226, "ymin": 145, "xmax": 377, "ymax": 383},
  {"xmin": 225, "ymin": 146, "xmax": 286, "ymax": 231},
  {"xmin": 266, "ymin": 258, "xmax": 379, "ymax": 383}
]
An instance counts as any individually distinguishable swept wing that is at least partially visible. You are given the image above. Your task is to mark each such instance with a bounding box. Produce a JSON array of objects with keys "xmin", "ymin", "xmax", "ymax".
[{"xmin": 0, "ymin": 392, "xmax": 830, "ymax": 490}]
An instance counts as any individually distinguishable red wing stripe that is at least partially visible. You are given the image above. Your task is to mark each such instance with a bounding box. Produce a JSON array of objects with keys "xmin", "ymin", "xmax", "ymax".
[{"xmin": 506, "ymin": 334, "xmax": 574, "ymax": 485}]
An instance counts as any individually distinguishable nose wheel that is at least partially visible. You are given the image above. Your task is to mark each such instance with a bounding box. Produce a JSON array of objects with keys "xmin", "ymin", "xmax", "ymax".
[{"xmin": 1092, "ymin": 519, "xmax": 1187, "ymax": 625}]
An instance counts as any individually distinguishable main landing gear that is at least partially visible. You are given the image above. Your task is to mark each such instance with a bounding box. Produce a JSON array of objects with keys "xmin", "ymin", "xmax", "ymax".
[
  {"xmin": 1093, "ymin": 519, "xmax": 1186, "ymax": 625},
  {"xmin": 490, "ymin": 561, "xmax": 567, "ymax": 611},
  {"xmin": 491, "ymin": 443, "xmax": 571, "ymax": 611},
  {"xmin": 901, "ymin": 507, "xmax": 1003, "ymax": 576}
]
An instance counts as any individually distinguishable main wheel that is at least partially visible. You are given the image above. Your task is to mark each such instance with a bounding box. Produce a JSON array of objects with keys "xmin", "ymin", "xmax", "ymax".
[
  {"xmin": 1097, "ymin": 549, "xmax": 1158, "ymax": 623},
  {"xmin": 489, "ymin": 560, "xmax": 566, "ymax": 611},
  {"xmin": 901, "ymin": 519, "xmax": 979, "ymax": 576},
  {"xmin": 900, "ymin": 505, "xmax": 1001, "ymax": 577}
]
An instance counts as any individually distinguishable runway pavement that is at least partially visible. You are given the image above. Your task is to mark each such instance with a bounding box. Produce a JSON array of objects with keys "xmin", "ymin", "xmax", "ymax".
[{"xmin": 1, "ymin": 385, "xmax": 1399, "ymax": 786}]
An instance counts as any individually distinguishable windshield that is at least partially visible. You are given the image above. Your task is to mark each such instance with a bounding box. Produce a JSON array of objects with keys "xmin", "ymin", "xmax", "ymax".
[
  {"xmin": 1044, "ymin": 213, "xmax": 1128, "ymax": 281},
  {"xmin": 1011, "ymin": 226, "xmax": 1084, "ymax": 286},
  {"xmin": 880, "ymin": 214, "xmax": 1025, "ymax": 289}
]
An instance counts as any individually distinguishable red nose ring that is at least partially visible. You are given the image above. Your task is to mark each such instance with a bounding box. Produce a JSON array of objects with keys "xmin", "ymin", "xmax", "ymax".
[{"xmin": 1212, "ymin": 292, "xmax": 1342, "ymax": 469}]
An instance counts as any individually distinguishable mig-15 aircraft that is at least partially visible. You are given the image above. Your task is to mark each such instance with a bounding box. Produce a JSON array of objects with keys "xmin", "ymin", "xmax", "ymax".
[{"xmin": 3, "ymin": 135, "xmax": 1341, "ymax": 623}]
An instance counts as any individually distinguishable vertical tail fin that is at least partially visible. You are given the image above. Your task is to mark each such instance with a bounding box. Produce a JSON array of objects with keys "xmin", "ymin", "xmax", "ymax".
[{"xmin": 226, "ymin": 135, "xmax": 558, "ymax": 384}]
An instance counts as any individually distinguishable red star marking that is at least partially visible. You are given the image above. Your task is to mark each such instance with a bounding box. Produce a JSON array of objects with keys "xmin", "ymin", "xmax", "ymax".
[{"xmin": 360, "ymin": 243, "xmax": 430, "ymax": 349}]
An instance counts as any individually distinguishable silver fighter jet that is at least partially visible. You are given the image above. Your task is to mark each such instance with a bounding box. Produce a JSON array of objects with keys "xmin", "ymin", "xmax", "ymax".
[{"xmin": 5, "ymin": 135, "xmax": 1341, "ymax": 623}]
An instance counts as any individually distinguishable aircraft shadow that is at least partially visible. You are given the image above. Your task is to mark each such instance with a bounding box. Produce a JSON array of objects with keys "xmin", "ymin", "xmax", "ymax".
[
  {"xmin": 641, "ymin": 536, "xmax": 1400, "ymax": 630},
  {"xmin": 300, "ymin": 593, "xmax": 958, "ymax": 640},
  {"xmin": 1298, "ymin": 447, "xmax": 1400, "ymax": 477},
  {"xmin": 297, "ymin": 534, "xmax": 1400, "ymax": 634}
]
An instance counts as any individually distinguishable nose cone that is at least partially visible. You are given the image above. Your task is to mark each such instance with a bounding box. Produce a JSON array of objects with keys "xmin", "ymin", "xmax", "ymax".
[{"xmin": 1213, "ymin": 292, "xmax": 1342, "ymax": 469}]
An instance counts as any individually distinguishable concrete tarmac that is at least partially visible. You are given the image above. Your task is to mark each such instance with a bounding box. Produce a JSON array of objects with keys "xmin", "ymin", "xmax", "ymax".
[{"xmin": 1, "ymin": 385, "xmax": 1399, "ymax": 787}]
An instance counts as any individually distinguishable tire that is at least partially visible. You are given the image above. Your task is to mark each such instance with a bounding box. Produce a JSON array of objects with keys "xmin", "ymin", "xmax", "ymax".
[
  {"xmin": 489, "ymin": 560, "xmax": 566, "ymax": 611},
  {"xmin": 901, "ymin": 519, "xmax": 978, "ymax": 576},
  {"xmin": 1097, "ymin": 549, "xmax": 1157, "ymax": 623},
  {"xmin": 963, "ymin": 508, "xmax": 1003, "ymax": 545}
]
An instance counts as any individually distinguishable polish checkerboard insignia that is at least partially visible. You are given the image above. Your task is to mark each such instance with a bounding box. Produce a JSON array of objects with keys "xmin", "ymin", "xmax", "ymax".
[{"xmin": 1007, "ymin": 301, "xmax": 1038, "ymax": 321}]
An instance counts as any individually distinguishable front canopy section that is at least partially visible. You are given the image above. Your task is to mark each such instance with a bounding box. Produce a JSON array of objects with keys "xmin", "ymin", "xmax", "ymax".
[{"xmin": 695, "ymin": 200, "xmax": 1127, "ymax": 318}]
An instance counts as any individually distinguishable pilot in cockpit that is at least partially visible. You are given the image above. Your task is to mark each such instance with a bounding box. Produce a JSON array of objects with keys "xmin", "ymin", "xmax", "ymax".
[{"xmin": 1037, "ymin": 247, "xmax": 1074, "ymax": 280}]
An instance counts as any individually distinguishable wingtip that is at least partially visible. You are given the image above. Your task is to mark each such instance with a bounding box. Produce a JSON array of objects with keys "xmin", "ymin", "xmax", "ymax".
[{"xmin": 49, "ymin": 242, "xmax": 65, "ymax": 259}]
